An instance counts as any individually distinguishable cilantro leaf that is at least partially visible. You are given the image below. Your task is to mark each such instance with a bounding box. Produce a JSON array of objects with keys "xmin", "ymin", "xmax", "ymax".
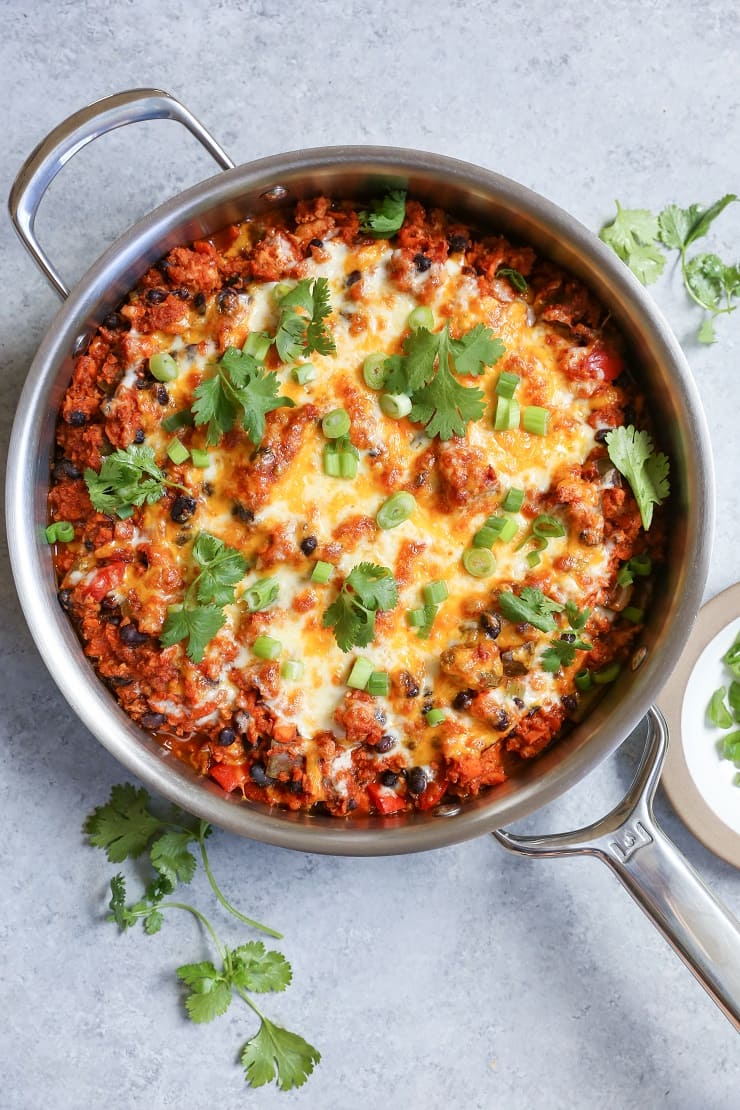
[
  {"xmin": 275, "ymin": 278, "xmax": 335, "ymax": 361},
  {"xmin": 150, "ymin": 830, "xmax": 197, "ymax": 887},
  {"xmin": 599, "ymin": 202, "xmax": 666, "ymax": 286},
  {"xmin": 498, "ymin": 589, "xmax": 562, "ymax": 632},
  {"xmin": 241, "ymin": 1018, "xmax": 321, "ymax": 1091},
  {"xmin": 192, "ymin": 348, "xmax": 294, "ymax": 447},
  {"xmin": 84, "ymin": 445, "xmax": 173, "ymax": 518},
  {"xmin": 410, "ymin": 344, "xmax": 486, "ymax": 440},
  {"xmin": 358, "ymin": 189, "xmax": 407, "ymax": 237},
  {"xmin": 565, "ymin": 601, "xmax": 590, "ymax": 630},
  {"xmin": 697, "ymin": 317, "xmax": 716, "ymax": 344},
  {"xmin": 84, "ymin": 783, "xmax": 162, "ymax": 861},
  {"xmin": 625, "ymin": 242, "xmax": 667, "ymax": 285},
  {"xmin": 160, "ymin": 603, "xmax": 226, "ymax": 663},
  {"xmin": 520, "ymin": 586, "xmax": 564, "ymax": 615},
  {"xmin": 177, "ymin": 961, "xmax": 232, "ymax": 1023},
  {"xmin": 605, "ymin": 425, "xmax": 670, "ymax": 530},
  {"xmin": 192, "ymin": 531, "xmax": 248, "ymax": 606},
  {"xmin": 684, "ymin": 253, "xmax": 738, "ymax": 314},
  {"xmin": 108, "ymin": 874, "xmax": 137, "ymax": 929},
  {"xmin": 230, "ymin": 942, "xmax": 292, "ymax": 993},
  {"xmin": 658, "ymin": 195, "xmax": 737, "ymax": 250},
  {"xmin": 323, "ymin": 562, "xmax": 398, "ymax": 652},
  {"xmin": 496, "ymin": 267, "xmax": 528, "ymax": 293},
  {"xmin": 144, "ymin": 908, "xmax": 164, "ymax": 935},
  {"xmin": 449, "ymin": 325, "xmax": 506, "ymax": 376},
  {"xmin": 541, "ymin": 636, "xmax": 592, "ymax": 673}
]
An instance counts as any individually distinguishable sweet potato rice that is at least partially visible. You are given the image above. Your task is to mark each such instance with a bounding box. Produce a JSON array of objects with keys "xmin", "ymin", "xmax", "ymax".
[{"xmin": 48, "ymin": 193, "xmax": 666, "ymax": 816}]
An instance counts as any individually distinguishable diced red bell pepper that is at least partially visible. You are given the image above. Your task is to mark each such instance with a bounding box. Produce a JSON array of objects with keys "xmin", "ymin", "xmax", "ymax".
[
  {"xmin": 583, "ymin": 344, "xmax": 624, "ymax": 382},
  {"xmin": 209, "ymin": 762, "xmax": 247, "ymax": 793},
  {"xmin": 417, "ymin": 779, "xmax": 447, "ymax": 811},
  {"xmin": 85, "ymin": 562, "xmax": 126, "ymax": 602},
  {"xmin": 367, "ymin": 782, "xmax": 406, "ymax": 815}
]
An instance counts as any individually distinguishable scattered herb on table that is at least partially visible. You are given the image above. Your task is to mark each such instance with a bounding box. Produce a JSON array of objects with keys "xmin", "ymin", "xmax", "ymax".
[
  {"xmin": 192, "ymin": 346, "xmax": 294, "ymax": 447},
  {"xmin": 323, "ymin": 562, "xmax": 399, "ymax": 651},
  {"xmin": 85, "ymin": 445, "xmax": 188, "ymax": 519},
  {"xmin": 599, "ymin": 195, "xmax": 739, "ymax": 342},
  {"xmin": 84, "ymin": 784, "xmax": 320, "ymax": 1091}
]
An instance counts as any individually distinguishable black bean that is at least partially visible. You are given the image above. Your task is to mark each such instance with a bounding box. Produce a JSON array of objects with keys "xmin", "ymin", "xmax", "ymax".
[
  {"xmin": 346, "ymin": 798, "xmax": 358, "ymax": 811},
  {"xmin": 84, "ymin": 539, "xmax": 94, "ymax": 552},
  {"xmin": 155, "ymin": 384, "xmax": 169, "ymax": 406},
  {"xmin": 106, "ymin": 675, "xmax": 132, "ymax": 688},
  {"xmin": 146, "ymin": 288, "xmax": 167, "ymax": 305},
  {"xmin": 68, "ymin": 411, "xmax": 87, "ymax": 427},
  {"xmin": 57, "ymin": 588, "xmax": 73, "ymax": 612},
  {"xmin": 193, "ymin": 292, "xmax": 207, "ymax": 314},
  {"xmin": 170, "ymin": 496, "xmax": 197, "ymax": 524},
  {"xmin": 562, "ymin": 694, "xmax": 578, "ymax": 714},
  {"xmin": 103, "ymin": 311, "xmax": 129, "ymax": 331},
  {"xmin": 217, "ymin": 289, "xmax": 239, "ymax": 314},
  {"xmin": 452, "ymin": 689, "xmax": 476, "ymax": 711},
  {"xmin": 423, "ymin": 698, "xmax": 434, "ymax": 713},
  {"xmin": 399, "ymin": 671, "xmax": 420, "ymax": 698},
  {"xmin": 346, "ymin": 269, "xmax": 361, "ymax": 287},
  {"xmin": 101, "ymin": 595, "xmax": 118, "ymax": 610},
  {"xmin": 374, "ymin": 709, "xmax": 387, "ymax": 726},
  {"xmin": 594, "ymin": 428, "xmax": 610, "ymax": 444},
  {"xmin": 203, "ymin": 482, "xmax": 215, "ymax": 497},
  {"xmin": 561, "ymin": 633, "xmax": 576, "ymax": 643},
  {"xmin": 234, "ymin": 710, "xmax": 251, "ymax": 734},
  {"xmin": 380, "ymin": 770, "xmax": 399, "ymax": 788},
  {"xmin": 155, "ymin": 258, "xmax": 171, "ymax": 277},
  {"xmin": 174, "ymin": 531, "xmax": 191, "ymax": 547},
  {"xmin": 119, "ymin": 623, "xmax": 149, "ymax": 646},
  {"xmin": 141, "ymin": 712, "xmax": 166, "ymax": 730},
  {"xmin": 309, "ymin": 238, "xmax": 324, "ymax": 249},
  {"xmin": 232, "ymin": 502, "xmax": 255, "ymax": 524},
  {"xmin": 217, "ymin": 727, "xmax": 237, "ymax": 746},
  {"xmin": 53, "ymin": 458, "xmax": 81, "ymax": 481},
  {"xmin": 375, "ymin": 734, "xmax": 397, "ymax": 753},
  {"xmin": 407, "ymin": 767, "xmax": 428, "ymax": 795},
  {"xmin": 100, "ymin": 611, "xmax": 121, "ymax": 626},
  {"xmin": 513, "ymin": 696, "xmax": 525, "ymax": 709},
  {"xmin": 414, "ymin": 253, "xmax": 432, "ymax": 272},
  {"xmin": 491, "ymin": 709, "xmax": 510, "ymax": 731},
  {"xmin": 249, "ymin": 762, "xmax": 272, "ymax": 787},
  {"xmin": 133, "ymin": 428, "xmax": 145, "ymax": 445},
  {"xmin": 480, "ymin": 612, "xmax": 502, "ymax": 640},
  {"xmin": 300, "ymin": 535, "xmax": 318, "ymax": 556},
  {"xmin": 135, "ymin": 374, "xmax": 150, "ymax": 390},
  {"xmin": 172, "ymin": 287, "xmax": 190, "ymax": 300},
  {"xmin": 448, "ymin": 234, "xmax": 469, "ymax": 253}
]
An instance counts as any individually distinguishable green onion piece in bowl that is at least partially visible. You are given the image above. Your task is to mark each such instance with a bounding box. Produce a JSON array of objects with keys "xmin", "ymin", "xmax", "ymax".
[
  {"xmin": 362, "ymin": 353, "xmax": 387, "ymax": 390},
  {"xmin": 149, "ymin": 352, "xmax": 178, "ymax": 382},
  {"xmin": 380, "ymin": 393, "xmax": 412, "ymax": 419},
  {"xmin": 377, "ymin": 491, "xmax": 416, "ymax": 530},
  {"xmin": 462, "ymin": 547, "xmax": 496, "ymax": 577},
  {"xmin": 322, "ymin": 408, "xmax": 351, "ymax": 439},
  {"xmin": 407, "ymin": 305, "xmax": 434, "ymax": 331}
]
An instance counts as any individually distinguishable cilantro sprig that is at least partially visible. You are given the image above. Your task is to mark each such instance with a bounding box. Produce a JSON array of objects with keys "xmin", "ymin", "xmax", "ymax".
[
  {"xmin": 359, "ymin": 188, "xmax": 407, "ymax": 237},
  {"xmin": 85, "ymin": 784, "xmax": 320, "ymax": 1091},
  {"xmin": 383, "ymin": 322, "xmax": 505, "ymax": 440},
  {"xmin": 274, "ymin": 277, "xmax": 336, "ymax": 362},
  {"xmin": 192, "ymin": 346, "xmax": 294, "ymax": 448},
  {"xmin": 600, "ymin": 195, "xmax": 738, "ymax": 342},
  {"xmin": 605, "ymin": 425, "xmax": 670, "ymax": 531},
  {"xmin": 85, "ymin": 445, "xmax": 187, "ymax": 519},
  {"xmin": 541, "ymin": 635, "xmax": 592, "ymax": 673},
  {"xmin": 160, "ymin": 532, "xmax": 248, "ymax": 662},
  {"xmin": 498, "ymin": 586, "xmax": 564, "ymax": 633},
  {"xmin": 323, "ymin": 562, "xmax": 399, "ymax": 651}
]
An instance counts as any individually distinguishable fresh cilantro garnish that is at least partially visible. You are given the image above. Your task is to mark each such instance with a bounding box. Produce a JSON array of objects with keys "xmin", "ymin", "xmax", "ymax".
[
  {"xmin": 84, "ymin": 445, "xmax": 186, "ymax": 519},
  {"xmin": 323, "ymin": 562, "xmax": 399, "ymax": 651},
  {"xmin": 600, "ymin": 195, "xmax": 738, "ymax": 342},
  {"xmin": 605, "ymin": 425, "xmax": 670, "ymax": 531},
  {"xmin": 496, "ymin": 267, "xmax": 528, "ymax": 293},
  {"xmin": 541, "ymin": 635, "xmax": 592, "ymax": 673},
  {"xmin": 160, "ymin": 531, "xmax": 248, "ymax": 662},
  {"xmin": 498, "ymin": 587, "xmax": 564, "ymax": 633},
  {"xmin": 358, "ymin": 189, "xmax": 407, "ymax": 237},
  {"xmin": 274, "ymin": 278, "xmax": 336, "ymax": 362},
  {"xmin": 599, "ymin": 202, "xmax": 666, "ymax": 285},
  {"xmin": 565, "ymin": 601, "xmax": 590, "ymax": 631},
  {"xmin": 192, "ymin": 346, "xmax": 294, "ymax": 448},
  {"xmin": 85, "ymin": 784, "xmax": 318, "ymax": 1091},
  {"xmin": 383, "ymin": 322, "xmax": 504, "ymax": 440}
]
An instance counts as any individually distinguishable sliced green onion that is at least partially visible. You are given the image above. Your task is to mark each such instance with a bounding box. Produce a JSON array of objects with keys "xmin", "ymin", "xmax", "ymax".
[
  {"xmin": 243, "ymin": 331, "xmax": 272, "ymax": 360},
  {"xmin": 423, "ymin": 580, "xmax": 448, "ymax": 606},
  {"xmin": 273, "ymin": 282, "xmax": 292, "ymax": 302},
  {"xmin": 367, "ymin": 671, "xmax": 390, "ymax": 697},
  {"xmin": 494, "ymin": 396, "xmax": 520, "ymax": 431},
  {"xmin": 523, "ymin": 405, "xmax": 550, "ymax": 436},
  {"xmin": 474, "ymin": 515, "xmax": 517, "ymax": 547},
  {"xmin": 347, "ymin": 656, "xmax": 374, "ymax": 690},
  {"xmin": 407, "ymin": 305, "xmax": 434, "ymax": 331},
  {"xmin": 322, "ymin": 408, "xmax": 351, "ymax": 439},
  {"xmin": 463, "ymin": 547, "xmax": 496, "ymax": 577},
  {"xmin": 495, "ymin": 371, "xmax": 521, "ymax": 399},
  {"xmin": 191, "ymin": 448, "xmax": 210, "ymax": 468},
  {"xmin": 292, "ymin": 363, "xmax": 316, "ymax": 385},
  {"xmin": 723, "ymin": 633, "xmax": 740, "ymax": 676},
  {"xmin": 618, "ymin": 552, "xmax": 653, "ymax": 586},
  {"xmin": 575, "ymin": 669, "xmax": 592, "ymax": 691},
  {"xmin": 363, "ymin": 353, "xmax": 387, "ymax": 390},
  {"xmin": 721, "ymin": 732, "xmax": 740, "ymax": 759},
  {"xmin": 406, "ymin": 608, "xmax": 428, "ymax": 628},
  {"xmin": 377, "ymin": 491, "xmax": 416, "ymax": 530},
  {"xmin": 149, "ymin": 352, "xmax": 178, "ymax": 382},
  {"xmin": 527, "ymin": 550, "xmax": 542, "ymax": 568},
  {"xmin": 501, "ymin": 488, "xmax": 525, "ymax": 513},
  {"xmin": 281, "ymin": 659, "xmax": 304, "ymax": 681},
  {"xmin": 708, "ymin": 687, "xmax": 733, "ymax": 729},
  {"xmin": 44, "ymin": 523, "xmax": 57, "ymax": 543},
  {"xmin": 323, "ymin": 447, "xmax": 341, "ymax": 477},
  {"xmin": 338, "ymin": 451, "xmax": 359, "ymax": 479},
  {"xmin": 734, "ymin": 772, "xmax": 740, "ymax": 787},
  {"xmin": 311, "ymin": 560, "xmax": 333, "ymax": 584},
  {"xmin": 729, "ymin": 680, "xmax": 740, "ymax": 720},
  {"xmin": 593, "ymin": 662, "xmax": 621, "ymax": 685},
  {"xmin": 622, "ymin": 606, "xmax": 644, "ymax": 624},
  {"xmin": 56, "ymin": 521, "xmax": 76, "ymax": 541},
  {"xmin": 532, "ymin": 514, "xmax": 566, "ymax": 539},
  {"xmin": 380, "ymin": 392, "xmax": 412, "ymax": 419},
  {"xmin": 167, "ymin": 438, "xmax": 190, "ymax": 465},
  {"xmin": 244, "ymin": 576, "xmax": 279, "ymax": 612},
  {"xmin": 252, "ymin": 634, "xmax": 282, "ymax": 661},
  {"xmin": 425, "ymin": 708, "xmax": 445, "ymax": 727},
  {"xmin": 161, "ymin": 408, "xmax": 194, "ymax": 432},
  {"xmin": 472, "ymin": 526, "xmax": 497, "ymax": 549}
]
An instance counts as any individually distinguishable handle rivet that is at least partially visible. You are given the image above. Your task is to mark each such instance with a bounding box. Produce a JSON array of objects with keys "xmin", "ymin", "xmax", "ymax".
[{"xmin": 260, "ymin": 184, "xmax": 288, "ymax": 201}]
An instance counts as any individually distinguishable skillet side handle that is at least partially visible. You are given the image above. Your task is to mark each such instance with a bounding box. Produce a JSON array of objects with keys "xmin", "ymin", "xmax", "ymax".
[
  {"xmin": 494, "ymin": 707, "xmax": 740, "ymax": 1031},
  {"xmin": 8, "ymin": 88, "xmax": 235, "ymax": 300}
]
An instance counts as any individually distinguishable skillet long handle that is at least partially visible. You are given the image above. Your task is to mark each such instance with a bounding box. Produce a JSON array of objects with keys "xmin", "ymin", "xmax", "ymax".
[
  {"xmin": 8, "ymin": 88, "xmax": 235, "ymax": 300},
  {"xmin": 494, "ymin": 707, "xmax": 740, "ymax": 1030}
]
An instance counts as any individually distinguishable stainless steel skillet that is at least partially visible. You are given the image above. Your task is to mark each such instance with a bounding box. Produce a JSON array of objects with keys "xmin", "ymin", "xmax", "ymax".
[{"xmin": 7, "ymin": 89, "xmax": 740, "ymax": 1028}]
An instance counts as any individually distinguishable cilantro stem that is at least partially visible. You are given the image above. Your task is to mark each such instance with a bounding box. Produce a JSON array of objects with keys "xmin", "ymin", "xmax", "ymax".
[
  {"xmin": 197, "ymin": 830, "xmax": 283, "ymax": 940},
  {"xmin": 235, "ymin": 983, "xmax": 267, "ymax": 1022},
  {"xmin": 157, "ymin": 901, "xmax": 226, "ymax": 960}
]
